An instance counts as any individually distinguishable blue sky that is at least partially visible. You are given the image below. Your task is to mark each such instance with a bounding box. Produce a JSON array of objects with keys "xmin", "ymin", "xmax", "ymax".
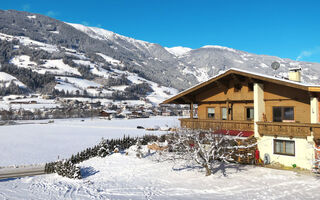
[{"xmin": 1, "ymin": 0, "xmax": 320, "ymax": 62}]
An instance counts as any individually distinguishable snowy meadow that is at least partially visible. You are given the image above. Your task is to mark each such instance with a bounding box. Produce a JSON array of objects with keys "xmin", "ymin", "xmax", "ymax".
[
  {"xmin": 0, "ymin": 116, "xmax": 180, "ymax": 166},
  {"xmin": 1, "ymin": 116, "xmax": 320, "ymax": 200}
]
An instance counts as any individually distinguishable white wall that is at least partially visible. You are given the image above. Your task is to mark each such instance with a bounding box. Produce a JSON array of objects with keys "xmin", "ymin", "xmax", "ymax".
[{"xmin": 258, "ymin": 135, "xmax": 315, "ymax": 169}]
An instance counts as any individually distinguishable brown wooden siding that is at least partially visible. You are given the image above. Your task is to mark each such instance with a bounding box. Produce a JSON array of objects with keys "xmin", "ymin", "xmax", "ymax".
[
  {"xmin": 196, "ymin": 78, "xmax": 254, "ymax": 121},
  {"xmin": 195, "ymin": 79, "xmax": 311, "ymax": 123},
  {"xmin": 264, "ymin": 82, "xmax": 310, "ymax": 123}
]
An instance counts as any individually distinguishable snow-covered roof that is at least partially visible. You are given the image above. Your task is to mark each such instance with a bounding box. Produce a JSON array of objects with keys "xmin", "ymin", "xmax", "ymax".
[
  {"xmin": 102, "ymin": 110, "xmax": 117, "ymax": 114},
  {"xmin": 121, "ymin": 110, "xmax": 132, "ymax": 115},
  {"xmin": 162, "ymin": 67, "xmax": 320, "ymax": 104}
]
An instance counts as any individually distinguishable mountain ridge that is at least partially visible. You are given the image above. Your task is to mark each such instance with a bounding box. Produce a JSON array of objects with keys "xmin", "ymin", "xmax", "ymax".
[{"xmin": 0, "ymin": 9, "xmax": 320, "ymax": 104}]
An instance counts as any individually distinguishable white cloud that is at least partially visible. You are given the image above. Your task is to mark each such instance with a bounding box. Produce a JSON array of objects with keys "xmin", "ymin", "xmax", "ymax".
[
  {"xmin": 81, "ymin": 21, "xmax": 90, "ymax": 26},
  {"xmin": 46, "ymin": 11, "xmax": 58, "ymax": 18},
  {"xmin": 22, "ymin": 4, "xmax": 30, "ymax": 11},
  {"xmin": 296, "ymin": 46, "xmax": 320, "ymax": 61}
]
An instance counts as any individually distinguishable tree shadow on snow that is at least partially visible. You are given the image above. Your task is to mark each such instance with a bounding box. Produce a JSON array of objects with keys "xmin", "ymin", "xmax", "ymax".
[
  {"xmin": 80, "ymin": 167, "xmax": 99, "ymax": 178},
  {"xmin": 211, "ymin": 162, "xmax": 247, "ymax": 177},
  {"xmin": 171, "ymin": 162, "xmax": 247, "ymax": 177},
  {"xmin": 0, "ymin": 177, "xmax": 20, "ymax": 182},
  {"xmin": 172, "ymin": 165, "xmax": 203, "ymax": 171}
]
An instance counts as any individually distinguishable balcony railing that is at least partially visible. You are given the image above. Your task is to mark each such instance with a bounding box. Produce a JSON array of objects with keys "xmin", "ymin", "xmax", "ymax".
[
  {"xmin": 256, "ymin": 122, "xmax": 311, "ymax": 138},
  {"xmin": 179, "ymin": 118, "xmax": 254, "ymax": 131},
  {"xmin": 257, "ymin": 122, "xmax": 320, "ymax": 139},
  {"xmin": 180, "ymin": 118, "xmax": 320, "ymax": 140}
]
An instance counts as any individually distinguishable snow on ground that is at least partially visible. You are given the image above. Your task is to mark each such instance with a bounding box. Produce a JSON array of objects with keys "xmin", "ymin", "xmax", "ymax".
[
  {"xmin": 0, "ymin": 72, "xmax": 26, "ymax": 88},
  {"xmin": 55, "ymin": 81, "xmax": 80, "ymax": 94},
  {"xmin": 10, "ymin": 55, "xmax": 37, "ymax": 69},
  {"xmin": 55, "ymin": 77, "xmax": 112, "ymax": 97},
  {"xmin": 0, "ymin": 151, "xmax": 320, "ymax": 199},
  {"xmin": 96, "ymin": 53, "xmax": 122, "ymax": 65},
  {"xmin": 42, "ymin": 59, "xmax": 81, "ymax": 76},
  {"xmin": 73, "ymin": 59, "xmax": 111, "ymax": 78},
  {"xmin": 110, "ymin": 85, "xmax": 127, "ymax": 91},
  {"xmin": 57, "ymin": 77, "xmax": 101, "ymax": 90},
  {"xmin": 0, "ymin": 32, "xmax": 58, "ymax": 53},
  {"xmin": 0, "ymin": 96, "xmax": 58, "ymax": 110},
  {"xmin": 10, "ymin": 56, "xmax": 81, "ymax": 76},
  {"xmin": 0, "ymin": 117, "xmax": 180, "ymax": 166},
  {"xmin": 126, "ymin": 73, "xmax": 178, "ymax": 104}
]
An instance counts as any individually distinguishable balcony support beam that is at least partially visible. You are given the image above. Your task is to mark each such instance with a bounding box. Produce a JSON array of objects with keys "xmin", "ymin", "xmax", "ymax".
[
  {"xmin": 254, "ymin": 83, "xmax": 265, "ymax": 138},
  {"xmin": 310, "ymin": 96, "xmax": 319, "ymax": 124},
  {"xmin": 190, "ymin": 103, "xmax": 194, "ymax": 119}
]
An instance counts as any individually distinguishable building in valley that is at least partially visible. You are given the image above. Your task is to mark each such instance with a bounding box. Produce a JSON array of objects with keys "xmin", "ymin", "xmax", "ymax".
[{"xmin": 162, "ymin": 68, "xmax": 320, "ymax": 170}]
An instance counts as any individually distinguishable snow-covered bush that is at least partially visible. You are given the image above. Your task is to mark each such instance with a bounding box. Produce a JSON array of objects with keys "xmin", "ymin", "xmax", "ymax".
[
  {"xmin": 45, "ymin": 135, "xmax": 141, "ymax": 179},
  {"xmin": 54, "ymin": 160, "xmax": 82, "ymax": 179},
  {"xmin": 97, "ymin": 138, "xmax": 110, "ymax": 157}
]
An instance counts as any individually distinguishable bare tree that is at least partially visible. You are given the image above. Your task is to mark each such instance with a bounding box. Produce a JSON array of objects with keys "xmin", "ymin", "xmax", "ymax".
[{"xmin": 167, "ymin": 129, "xmax": 255, "ymax": 176}]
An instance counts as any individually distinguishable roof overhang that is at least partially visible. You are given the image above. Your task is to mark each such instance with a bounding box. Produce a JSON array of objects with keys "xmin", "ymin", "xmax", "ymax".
[{"xmin": 162, "ymin": 68, "xmax": 320, "ymax": 104}]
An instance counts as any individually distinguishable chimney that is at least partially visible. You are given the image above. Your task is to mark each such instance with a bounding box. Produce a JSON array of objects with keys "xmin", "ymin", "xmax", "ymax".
[{"xmin": 288, "ymin": 67, "xmax": 301, "ymax": 82}]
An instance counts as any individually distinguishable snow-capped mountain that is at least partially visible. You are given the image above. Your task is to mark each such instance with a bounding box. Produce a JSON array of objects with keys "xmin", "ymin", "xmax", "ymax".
[
  {"xmin": 164, "ymin": 46, "xmax": 192, "ymax": 57},
  {"xmin": 1, "ymin": 9, "xmax": 320, "ymax": 103}
]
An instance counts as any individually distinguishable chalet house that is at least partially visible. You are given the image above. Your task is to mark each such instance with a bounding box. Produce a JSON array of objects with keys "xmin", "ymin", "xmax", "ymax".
[
  {"xmin": 162, "ymin": 68, "xmax": 320, "ymax": 170},
  {"xmin": 99, "ymin": 110, "xmax": 118, "ymax": 119}
]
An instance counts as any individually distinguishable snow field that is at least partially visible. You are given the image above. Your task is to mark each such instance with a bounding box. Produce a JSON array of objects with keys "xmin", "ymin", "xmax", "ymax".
[
  {"xmin": 0, "ymin": 150, "xmax": 320, "ymax": 199},
  {"xmin": 0, "ymin": 72, "xmax": 26, "ymax": 88},
  {"xmin": 10, "ymin": 55, "xmax": 81, "ymax": 76},
  {"xmin": 0, "ymin": 117, "xmax": 180, "ymax": 166}
]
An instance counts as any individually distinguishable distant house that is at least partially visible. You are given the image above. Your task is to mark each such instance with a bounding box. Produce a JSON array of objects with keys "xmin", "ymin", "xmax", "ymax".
[
  {"xmin": 163, "ymin": 68, "xmax": 320, "ymax": 170},
  {"xmin": 162, "ymin": 111, "xmax": 173, "ymax": 116},
  {"xmin": 121, "ymin": 110, "xmax": 133, "ymax": 119},
  {"xmin": 99, "ymin": 110, "xmax": 117, "ymax": 119}
]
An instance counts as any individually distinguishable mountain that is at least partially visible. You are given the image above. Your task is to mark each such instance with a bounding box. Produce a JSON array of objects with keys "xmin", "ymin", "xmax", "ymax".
[{"xmin": 0, "ymin": 10, "xmax": 320, "ymax": 104}]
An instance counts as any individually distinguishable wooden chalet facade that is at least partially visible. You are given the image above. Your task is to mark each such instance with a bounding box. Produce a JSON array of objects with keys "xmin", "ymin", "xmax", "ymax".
[{"xmin": 162, "ymin": 68, "xmax": 320, "ymax": 170}]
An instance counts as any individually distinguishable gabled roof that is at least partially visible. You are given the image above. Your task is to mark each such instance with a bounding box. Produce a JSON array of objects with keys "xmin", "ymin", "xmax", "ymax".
[{"xmin": 162, "ymin": 68, "xmax": 320, "ymax": 104}]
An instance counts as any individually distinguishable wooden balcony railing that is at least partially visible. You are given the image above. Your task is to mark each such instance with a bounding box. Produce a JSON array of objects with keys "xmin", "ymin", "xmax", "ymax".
[
  {"xmin": 312, "ymin": 125, "xmax": 320, "ymax": 140},
  {"xmin": 180, "ymin": 118, "xmax": 320, "ymax": 140},
  {"xmin": 179, "ymin": 118, "xmax": 254, "ymax": 131},
  {"xmin": 256, "ymin": 122, "xmax": 320, "ymax": 138}
]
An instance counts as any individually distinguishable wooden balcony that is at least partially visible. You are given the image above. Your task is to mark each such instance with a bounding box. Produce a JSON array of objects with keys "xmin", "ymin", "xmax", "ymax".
[
  {"xmin": 179, "ymin": 118, "xmax": 254, "ymax": 131},
  {"xmin": 257, "ymin": 122, "xmax": 320, "ymax": 139},
  {"xmin": 180, "ymin": 118, "xmax": 320, "ymax": 140}
]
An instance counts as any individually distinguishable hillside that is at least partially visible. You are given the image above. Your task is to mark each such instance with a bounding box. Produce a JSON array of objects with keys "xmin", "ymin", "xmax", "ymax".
[{"xmin": 0, "ymin": 10, "xmax": 320, "ymax": 104}]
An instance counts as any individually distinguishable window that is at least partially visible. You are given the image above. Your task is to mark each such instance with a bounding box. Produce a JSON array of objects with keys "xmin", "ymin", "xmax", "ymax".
[
  {"xmin": 221, "ymin": 107, "xmax": 227, "ymax": 120},
  {"xmin": 246, "ymin": 107, "xmax": 254, "ymax": 120},
  {"xmin": 274, "ymin": 139, "xmax": 295, "ymax": 156},
  {"xmin": 207, "ymin": 108, "xmax": 215, "ymax": 119},
  {"xmin": 273, "ymin": 107, "xmax": 294, "ymax": 122}
]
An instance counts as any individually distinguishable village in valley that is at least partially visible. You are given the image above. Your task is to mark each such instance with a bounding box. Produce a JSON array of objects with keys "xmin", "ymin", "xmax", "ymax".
[{"xmin": 0, "ymin": 93, "xmax": 187, "ymax": 121}]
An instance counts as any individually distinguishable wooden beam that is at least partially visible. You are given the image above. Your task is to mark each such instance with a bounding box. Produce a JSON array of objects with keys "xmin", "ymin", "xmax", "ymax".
[
  {"xmin": 216, "ymin": 80, "xmax": 228, "ymax": 94},
  {"xmin": 231, "ymin": 74, "xmax": 241, "ymax": 85},
  {"xmin": 226, "ymin": 100, "xmax": 229, "ymax": 120},
  {"xmin": 190, "ymin": 103, "xmax": 194, "ymax": 119}
]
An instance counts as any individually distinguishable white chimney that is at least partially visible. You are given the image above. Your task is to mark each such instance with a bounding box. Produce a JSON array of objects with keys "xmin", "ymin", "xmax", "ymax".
[{"xmin": 288, "ymin": 67, "xmax": 301, "ymax": 82}]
